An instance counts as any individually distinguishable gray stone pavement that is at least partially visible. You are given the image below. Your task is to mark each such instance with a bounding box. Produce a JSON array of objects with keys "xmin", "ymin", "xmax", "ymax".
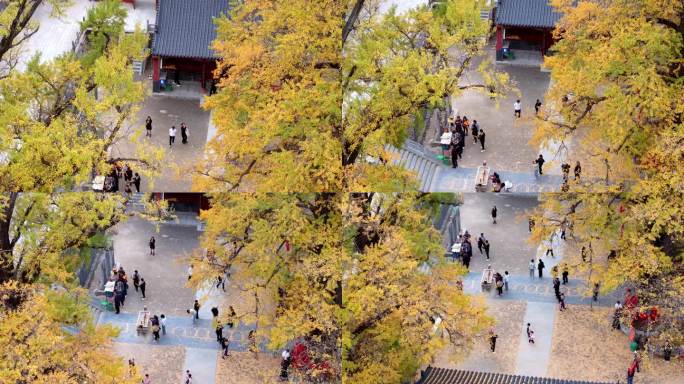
[
  {"xmin": 98, "ymin": 311, "xmax": 265, "ymax": 352},
  {"xmin": 515, "ymin": 301, "xmax": 557, "ymax": 376},
  {"xmin": 461, "ymin": 274, "xmax": 619, "ymax": 306},
  {"xmin": 110, "ymin": 95, "xmax": 210, "ymax": 192},
  {"xmin": 16, "ymin": 0, "xmax": 94, "ymax": 71},
  {"xmin": 107, "ymin": 216, "xmax": 199, "ymax": 316},
  {"xmin": 449, "ymin": 51, "xmax": 554, "ymax": 174},
  {"xmin": 457, "ymin": 193, "xmax": 540, "ymax": 275},
  {"xmin": 430, "ymin": 166, "xmax": 563, "ymax": 192},
  {"xmin": 450, "ymin": 192, "xmax": 621, "ymax": 380}
]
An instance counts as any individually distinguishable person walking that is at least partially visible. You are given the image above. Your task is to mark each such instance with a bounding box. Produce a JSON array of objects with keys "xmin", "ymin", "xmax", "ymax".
[
  {"xmin": 145, "ymin": 116, "xmax": 152, "ymax": 138},
  {"xmin": 478, "ymin": 128, "xmax": 486, "ymax": 151},
  {"xmin": 528, "ymin": 217, "xmax": 535, "ymax": 232},
  {"xmin": 193, "ymin": 299, "xmax": 200, "ymax": 319},
  {"xmin": 139, "ymin": 278, "xmax": 146, "ymax": 299},
  {"xmin": 450, "ymin": 133, "xmax": 460, "ymax": 168},
  {"xmin": 280, "ymin": 349, "xmax": 291, "ymax": 379},
  {"xmin": 553, "ymin": 277, "xmax": 561, "ymax": 302},
  {"xmin": 142, "ymin": 373, "xmax": 151, "ymax": 384},
  {"xmin": 559, "ymin": 292, "xmax": 566, "ymax": 311},
  {"xmin": 211, "ymin": 306, "xmax": 219, "ymax": 318},
  {"xmin": 535, "ymin": 99, "xmax": 542, "ymax": 114},
  {"xmin": 216, "ymin": 275, "xmax": 226, "ymax": 291},
  {"xmin": 215, "ymin": 320, "xmax": 224, "ymax": 342},
  {"xmin": 534, "ymin": 154, "xmax": 545, "ymax": 175},
  {"xmin": 495, "ymin": 274, "xmax": 504, "ymax": 296},
  {"xmin": 537, "ymin": 259, "xmax": 545, "ymax": 278},
  {"xmin": 529, "ymin": 259, "xmax": 535, "ymax": 278},
  {"xmin": 132, "ymin": 173, "xmax": 141, "ymax": 193},
  {"xmin": 184, "ymin": 370, "xmax": 193, "ymax": 384},
  {"xmin": 151, "ymin": 315, "xmax": 160, "ymax": 341},
  {"xmin": 149, "ymin": 236, "xmax": 155, "ymax": 256},
  {"xmin": 187, "ymin": 264, "xmax": 193, "ymax": 281},
  {"xmin": 471, "ymin": 120, "xmax": 479, "ymax": 143},
  {"xmin": 514, "ymin": 99, "xmax": 522, "ymax": 118},
  {"xmin": 503, "ymin": 271, "xmax": 509, "ymax": 291},
  {"xmin": 627, "ymin": 355, "xmax": 640, "ymax": 384},
  {"xmin": 461, "ymin": 240, "xmax": 472, "ymax": 270},
  {"xmin": 528, "ymin": 330, "xmax": 535, "ymax": 344},
  {"xmin": 169, "ymin": 126, "xmax": 177, "ymax": 147},
  {"xmin": 160, "ymin": 314, "xmax": 167, "ymax": 335},
  {"xmin": 477, "ymin": 233, "xmax": 485, "ymax": 255},
  {"xmin": 574, "ymin": 161, "xmax": 582, "ymax": 180},
  {"xmin": 562, "ymin": 264, "xmax": 569, "ymax": 284},
  {"xmin": 526, "ymin": 323, "xmax": 532, "ymax": 339},
  {"xmin": 227, "ymin": 306, "xmax": 237, "ymax": 328},
  {"xmin": 483, "ymin": 240, "xmax": 490, "ymax": 261},
  {"xmin": 180, "ymin": 122, "xmax": 189, "ymax": 144},
  {"xmin": 491, "ymin": 205, "xmax": 497, "ymax": 224},
  {"xmin": 561, "ymin": 162, "xmax": 570, "ymax": 181},
  {"xmin": 220, "ymin": 336, "xmax": 230, "ymax": 359},
  {"xmin": 489, "ymin": 329, "xmax": 498, "ymax": 352},
  {"xmin": 132, "ymin": 270, "xmax": 140, "ymax": 292},
  {"xmin": 592, "ymin": 282, "xmax": 600, "ymax": 302},
  {"xmin": 545, "ymin": 241, "xmax": 554, "ymax": 257},
  {"xmin": 187, "ymin": 308, "xmax": 197, "ymax": 325}
]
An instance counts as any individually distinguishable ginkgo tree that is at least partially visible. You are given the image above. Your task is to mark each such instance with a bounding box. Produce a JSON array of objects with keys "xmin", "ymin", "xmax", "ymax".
[
  {"xmin": 197, "ymin": 0, "xmax": 509, "ymax": 192},
  {"xmin": 1, "ymin": 1, "xmax": 161, "ymax": 382},
  {"xmin": 0, "ymin": 281, "xmax": 139, "ymax": 384},
  {"xmin": 530, "ymin": 0, "xmax": 684, "ymax": 348},
  {"xmin": 191, "ymin": 192, "xmax": 489, "ymax": 384},
  {"xmin": 342, "ymin": 0, "xmax": 510, "ymax": 191}
]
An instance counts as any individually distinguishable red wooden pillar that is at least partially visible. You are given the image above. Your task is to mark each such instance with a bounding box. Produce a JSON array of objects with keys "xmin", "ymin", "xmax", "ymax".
[
  {"xmin": 152, "ymin": 56, "xmax": 160, "ymax": 82},
  {"xmin": 201, "ymin": 61, "xmax": 206, "ymax": 90},
  {"xmin": 495, "ymin": 25, "xmax": 503, "ymax": 52}
]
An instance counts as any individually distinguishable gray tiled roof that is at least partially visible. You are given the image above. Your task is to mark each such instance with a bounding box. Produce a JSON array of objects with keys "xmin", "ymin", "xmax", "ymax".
[
  {"xmin": 495, "ymin": 0, "xmax": 562, "ymax": 29},
  {"xmin": 152, "ymin": 0, "xmax": 231, "ymax": 60},
  {"xmin": 417, "ymin": 367, "xmax": 616, "ymax": 384}
]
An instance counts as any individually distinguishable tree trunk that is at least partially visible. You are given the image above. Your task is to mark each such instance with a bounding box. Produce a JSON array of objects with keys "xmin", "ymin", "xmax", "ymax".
[{"xmin": 0, "ymin": 193, "xmax": 18, "ymax": 283}]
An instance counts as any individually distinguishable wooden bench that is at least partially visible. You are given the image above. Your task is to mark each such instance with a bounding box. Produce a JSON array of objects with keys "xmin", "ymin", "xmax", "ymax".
[
  {"xmin": 475, "ymin": 165, "xmax": 490, "ymax": 192},
  {"xmin": 136, "ymin": 311, "xmax": 150, "ymax": 334}
]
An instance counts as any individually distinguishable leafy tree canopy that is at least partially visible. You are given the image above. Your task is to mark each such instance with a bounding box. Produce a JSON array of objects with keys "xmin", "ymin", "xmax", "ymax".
[{"xmin": 531, "ymin": 0, "xmax": 684, "ymax": 346}]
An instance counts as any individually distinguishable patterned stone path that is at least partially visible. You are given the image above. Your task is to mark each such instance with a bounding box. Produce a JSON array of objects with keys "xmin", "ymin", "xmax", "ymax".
[
  {"xmin": 98, "ymin": 311, "xmax": 266, "ymax": 351},
  {"xmin": 431, "ymin": 166, "xmax": 564, "ymax": 193},
  {"xmin": 461, "ymin": 273, "xmax": 620, "ymax": 307}
]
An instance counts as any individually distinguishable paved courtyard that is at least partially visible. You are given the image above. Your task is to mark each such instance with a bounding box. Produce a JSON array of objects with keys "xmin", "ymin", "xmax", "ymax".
[
  {"xmin": 458, "ymin": 193, "xmax": 540, "ymax": 275},
  {"xmin": 431, "ymin": 193, "xmax": 682, "ymax": 384},
  {"xmin": 96, "ymin": 216, "xmax": 280, "ymax": 383},
  {"xmin": 110, "ymin": 95, "xmax": 211, "ymax": 192}
]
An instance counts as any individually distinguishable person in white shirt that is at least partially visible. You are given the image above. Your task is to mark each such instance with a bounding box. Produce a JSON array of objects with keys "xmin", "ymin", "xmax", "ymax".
[
  {"xmin": 529, "ymin": 259, "xmax": 535, "ymax": 278},
  {"xmin": 169, "ymin": 126, "xmax": 177, "ymax": 146},
  {"xmin": 503, "ymin": 271, "xmax": 510, "ymax": 291},
  {"xmin": 514, "ymin": 99, "xmax": 522, "ymax": 118},
  {"xmin": 187, "ymin": 265, "xmax": 193, "ymax": 280}
]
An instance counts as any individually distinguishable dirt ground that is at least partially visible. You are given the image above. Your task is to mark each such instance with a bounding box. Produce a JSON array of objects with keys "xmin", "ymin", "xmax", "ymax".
[
  {"xmin": 433, "ymin": 300, "xmax": 527, "ymax": 374},
  {"xmin": 112, "ymin": 342, "xmax": 185, "ymax": 383},
  {"xmin": 548, "ymin": 305, "xmax": 684, "ymax": 384},
  {"xmin": 215, "ymin": 352, "xmax": 281, "ymax": 384}
]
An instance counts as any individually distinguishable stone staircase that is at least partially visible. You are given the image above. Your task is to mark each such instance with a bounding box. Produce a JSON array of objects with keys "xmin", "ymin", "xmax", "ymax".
[
  {"xmin": 126, "ymin": 192, "xmax": 146, "ymax": 212},
  {"xmin": 385, "ymin": 139, "xmax": 443, "ymax": 191},
  {"xmin": 131, "ymin": 60, "xmax": 144, "ymax": 75}
]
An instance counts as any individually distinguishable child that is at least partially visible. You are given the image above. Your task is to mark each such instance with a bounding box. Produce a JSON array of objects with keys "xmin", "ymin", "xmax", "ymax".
[
  {"xmin": 559, "ymin": 293, "xmax": 567, "ymax": 311},
  {"xmin": 528, "ymin": 330, "xmax": 535, "ymax": 344}
]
